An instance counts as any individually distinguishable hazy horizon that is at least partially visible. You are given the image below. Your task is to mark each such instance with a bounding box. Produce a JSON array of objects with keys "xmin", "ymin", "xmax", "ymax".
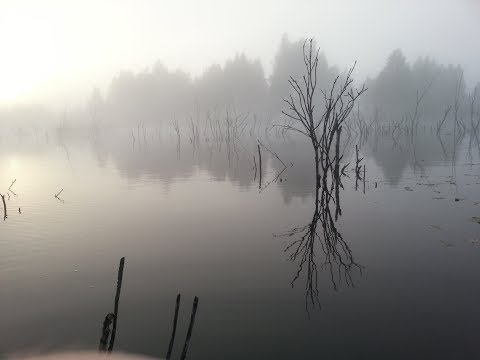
[{"xmin": 0, "ymin": 0, "xmax": 479, "ymax": 110}]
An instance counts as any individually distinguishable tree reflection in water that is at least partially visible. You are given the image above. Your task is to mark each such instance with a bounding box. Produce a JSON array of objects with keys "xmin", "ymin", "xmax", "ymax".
[{"xmin": 276, "ymin": 179, "xmax": 362, "ymax": 314}]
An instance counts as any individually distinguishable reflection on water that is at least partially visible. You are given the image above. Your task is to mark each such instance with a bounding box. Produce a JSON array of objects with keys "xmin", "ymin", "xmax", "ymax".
[
  {"xmin": 2, "ymin": 128, "xmax": 480, "ymax": 359},
  {"xmin": 277, "ymin": 181, "xmax": 362, "ymax": 313}
]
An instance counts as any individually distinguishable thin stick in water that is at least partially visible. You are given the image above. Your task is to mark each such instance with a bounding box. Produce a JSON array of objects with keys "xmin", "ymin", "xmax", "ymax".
[
  {"xmin": 257, "ymin": 144, "xmax": 262, "ymax": 189},
  {"xmin": 166, "ymin": 294, "xmax": 181, "ymax": 360},
  {"xmin": 258, "ymin": 140, "xmax": 286, "ymax": 167},
  {"xmin": 0, "ymin": 193, "xmax": 6, "ymax": 220},
  {"xmin": 363, "ymin": 165, "xmax": 366, "ymax": 194},
  {"xmin": 108, "ymin": 257, "xmax": 125, "ymax": 352},
  {"xmin": 54, "ymin": 188, "xmax": 64, "ymax": 200},
  {"xmin": 180, "ymin": 296, "xmax": 199, "ymax": 360},
  {"xmin": 8, "ymin": 179, "xmax": 16, "ymax": 191}
]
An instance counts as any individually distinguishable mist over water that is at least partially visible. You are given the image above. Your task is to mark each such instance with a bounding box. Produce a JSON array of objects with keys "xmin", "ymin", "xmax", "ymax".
[{"xmin": 1, "ymin": 1, "xmax": 480, "ymax": 359}]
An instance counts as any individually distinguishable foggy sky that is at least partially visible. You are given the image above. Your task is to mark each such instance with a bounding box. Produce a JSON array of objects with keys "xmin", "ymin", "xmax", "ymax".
[{"xmin": 0, "ymin": 0, "xmax": 478, "ymax": 109}]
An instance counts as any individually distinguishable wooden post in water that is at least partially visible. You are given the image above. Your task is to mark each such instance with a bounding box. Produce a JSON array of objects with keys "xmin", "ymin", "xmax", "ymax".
[
  {"xmin": 180, "ymin": 296, "xmax": 199, "ymax": 360},
  {"xmin": 166, "ymin": 294, "xmax": 181, "ymax": 360},
  {"xmin": 108, "ymin": 257, "xmax": 125, "ymax": 352},
  {"xmin": 1, "ymin": 193, "xmax": 6, "ymax": 220},
  {"xmin": 99, "ymin": 313, "xmax": 115, "ymax": 352}
]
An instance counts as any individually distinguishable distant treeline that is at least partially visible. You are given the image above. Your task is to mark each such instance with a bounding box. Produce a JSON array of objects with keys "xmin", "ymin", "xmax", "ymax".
[
  {"xmin": 1, "ymin": 36, "xmax": 479, "ymax": 127},
  {"xmin": 363, "ymin": 49, "xmax": 475, "ymax": 123},
  {"xmin": 88, "ymin": 36, "xmax": 337, "ymax": 125},
  {"xmin": 88, "ymin": 36, "xmax": 478, "ymax": 126}
]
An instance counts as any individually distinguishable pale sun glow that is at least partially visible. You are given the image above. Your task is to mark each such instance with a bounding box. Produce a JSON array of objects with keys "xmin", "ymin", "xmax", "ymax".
[{"xmin": 0, "ymin": 7, "xmax": 62, "ymax": 103}]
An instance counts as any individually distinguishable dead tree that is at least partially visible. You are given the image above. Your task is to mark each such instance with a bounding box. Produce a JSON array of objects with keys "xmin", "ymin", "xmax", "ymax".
[
  {"xmin": 276, "ymin": 38, "xmax": 366, "ymax": 205},
  {"xmin": 273, "ymin": 39, "xmax": 365, "ymax": 314}
]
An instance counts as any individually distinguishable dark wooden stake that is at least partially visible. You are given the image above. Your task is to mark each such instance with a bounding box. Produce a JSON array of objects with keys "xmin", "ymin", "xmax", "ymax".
[
  {"xmin": 108, "ymin": 257, "xmax": 125, "ymax": 352},
  {"xmin": 1, "ymin": 194, "xmax": 6, "ymax": 220},
  {"xmin": 99, "ymin": 313, "xmax": 115, "ymax": 352},
  {"xmin": 180, "ymin": 296, "xmax": 199, "ymax": 360},
  {"xmin": 166, "ymin": 294, "xmax": 181, "ymax": 360}
]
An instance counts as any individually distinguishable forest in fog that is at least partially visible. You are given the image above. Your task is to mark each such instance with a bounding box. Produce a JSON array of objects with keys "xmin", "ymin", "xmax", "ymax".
[{"xmin": 1, "ymin": 35, "xmax": 479, "ymax": 129}]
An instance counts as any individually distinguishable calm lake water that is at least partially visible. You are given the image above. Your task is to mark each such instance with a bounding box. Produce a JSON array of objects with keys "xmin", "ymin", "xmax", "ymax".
[{"xmin": 1, "ymin": 127, "xmax": 480, "ymax": 359}]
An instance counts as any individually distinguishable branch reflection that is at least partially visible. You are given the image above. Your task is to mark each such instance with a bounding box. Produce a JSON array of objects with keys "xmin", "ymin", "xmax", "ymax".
[{"xmin": 277, "ymin": 176, "xmax": 362, "ymax": 314}]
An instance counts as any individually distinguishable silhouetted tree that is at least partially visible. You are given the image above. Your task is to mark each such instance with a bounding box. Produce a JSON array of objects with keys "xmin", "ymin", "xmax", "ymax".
[{"xmin": 278, "ymin": 39, "xmax": 366, "ymax": 203}]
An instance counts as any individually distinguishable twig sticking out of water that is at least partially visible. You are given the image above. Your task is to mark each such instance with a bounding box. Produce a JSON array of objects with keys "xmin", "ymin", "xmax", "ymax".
[
  {"xmin": 108, "ymin": 257, "xmax": 125, "ymax": 352},
  {"xmin": 257, "ymin": 140, "xmax": 289, "ymax": 193},
  {"xmin": 8, "ymin": 179, "xmax": 16, "ymax": 191},
  {"xmin": 355, "ymin": 145, "xmax": 364, "ymax": 191},
  {"xmin": 0, "ymin": 193, "xmax": 6, "ymax": 220},
  {"xmin": 54, "ymin": 189, "xmax": 64, "ymax": 202},
  {"xmin": 355, "ymin": 145, "xmax": 363, "ymax": 179},
  {"xmin": 166, "ymin": 294, "xmax": 181, "ymax": 360},
  {"xmin": 180, "ymin": 296, "xmax": 199, "ymax": 360},
  {"xmin": 258, "ymin": 139, "xmax": 286, "ymax": 168}
]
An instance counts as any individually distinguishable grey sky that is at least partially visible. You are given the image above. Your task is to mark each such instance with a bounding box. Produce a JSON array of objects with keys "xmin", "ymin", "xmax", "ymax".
[{"xmin": 0, "ymin": 0, "xmax": 478, "ymax": 109}]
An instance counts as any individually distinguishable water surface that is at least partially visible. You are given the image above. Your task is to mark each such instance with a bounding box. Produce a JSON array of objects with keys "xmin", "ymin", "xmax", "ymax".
[{"xmin": 1, "ymin": 128, "xmax": 480, "ymax": 359}]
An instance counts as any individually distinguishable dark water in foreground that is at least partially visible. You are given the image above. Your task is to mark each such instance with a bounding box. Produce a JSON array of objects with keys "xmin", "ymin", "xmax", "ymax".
[{"xmin": 1, "ymin": 128, "xmax": 480, "ymax": 359}]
